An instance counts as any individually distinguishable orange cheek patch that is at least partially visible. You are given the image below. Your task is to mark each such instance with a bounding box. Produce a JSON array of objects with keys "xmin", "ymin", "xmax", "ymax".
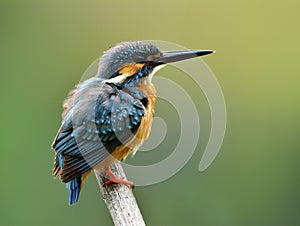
[{"xmin": 119, "ymin": 63, "xmax": 145, "ymax": 76}]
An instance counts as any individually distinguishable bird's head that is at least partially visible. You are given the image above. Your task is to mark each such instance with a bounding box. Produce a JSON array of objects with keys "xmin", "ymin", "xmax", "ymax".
[{"xmin": 97, "ymin": 41, "xmax": 213, "ymax": 87}]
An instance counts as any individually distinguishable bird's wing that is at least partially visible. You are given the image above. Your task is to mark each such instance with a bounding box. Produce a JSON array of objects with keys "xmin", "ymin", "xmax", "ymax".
[{"xmin": 52, "ymin": 78, "xmax": 147, "ymax": 182}]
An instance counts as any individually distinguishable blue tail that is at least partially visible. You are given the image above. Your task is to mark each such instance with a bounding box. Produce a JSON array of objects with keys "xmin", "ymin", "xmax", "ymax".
[
  {"xmin": 56, "ymin": 154, "xmax": 82, "ymax": 205},
  {"xmin": 66, "ymin": 177, "xmax": 82, "ymax": 205}
]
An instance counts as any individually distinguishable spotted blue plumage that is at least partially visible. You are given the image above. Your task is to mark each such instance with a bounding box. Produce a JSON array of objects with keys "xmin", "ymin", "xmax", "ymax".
[
  {"xmin": 52, "ymin": 78, "xmax": 148, "ymax": 204},
  {"xmin": 97, "ymin": 41, "xmax": 160, "ymax": 79}
]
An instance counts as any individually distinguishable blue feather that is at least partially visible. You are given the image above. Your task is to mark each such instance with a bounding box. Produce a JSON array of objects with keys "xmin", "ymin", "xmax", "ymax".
[
  {"xmin": 57, "ymin": 154, "xmax": 64, "ymax": 168},
  {"xmin": 66, "ymin": 177, "xmax": 82, "ymax": 205}
]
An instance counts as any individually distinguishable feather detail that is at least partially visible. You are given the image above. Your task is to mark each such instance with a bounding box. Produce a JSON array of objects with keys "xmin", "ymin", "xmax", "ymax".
[{"xmin": 66, "ymin": 177, "xmax": 81, "ymax": 205}]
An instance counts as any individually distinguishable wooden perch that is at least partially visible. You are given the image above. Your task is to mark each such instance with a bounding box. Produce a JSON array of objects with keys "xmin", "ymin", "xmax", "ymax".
[{"xmin": 94, "ymin": 162, "xmax": 146, "ymax": 226}]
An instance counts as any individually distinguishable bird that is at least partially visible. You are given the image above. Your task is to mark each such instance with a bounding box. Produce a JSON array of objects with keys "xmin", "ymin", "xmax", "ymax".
[{"xmin": 51, "ymin": 41, "xmax": 214, "ymax": 205}]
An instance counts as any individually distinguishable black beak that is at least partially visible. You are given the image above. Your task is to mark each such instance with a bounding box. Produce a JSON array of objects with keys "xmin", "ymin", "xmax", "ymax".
[{"xmin": 154, "ymin": 50, "xmax": 214, "ymax": 65}]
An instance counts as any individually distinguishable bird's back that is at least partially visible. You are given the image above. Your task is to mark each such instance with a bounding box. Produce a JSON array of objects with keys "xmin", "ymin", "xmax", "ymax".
[{"xmin": 51, "ymin": 76, "xmax": 156, "ymax": 204}]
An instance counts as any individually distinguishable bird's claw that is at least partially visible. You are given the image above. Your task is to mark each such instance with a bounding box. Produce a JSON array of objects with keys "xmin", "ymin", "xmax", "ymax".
[{"xmin": 104, "ymin": 168, "xmax": 134, "ymax": 187}]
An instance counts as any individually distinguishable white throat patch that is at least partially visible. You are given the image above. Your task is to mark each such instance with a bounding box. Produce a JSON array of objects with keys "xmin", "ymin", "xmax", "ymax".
[
  {"xmin": 104, "ymin": 73, "xmax": 129, "ymax": 83},
  {"xmin": 149, "ymin": 64, "xmax": 166, "ymax": 81}
]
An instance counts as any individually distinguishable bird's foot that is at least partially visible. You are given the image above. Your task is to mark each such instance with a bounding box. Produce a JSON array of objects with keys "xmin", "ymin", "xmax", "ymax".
[{"xmin": 104, "ymin": 168, "xmax": 134, "ymax": 187}]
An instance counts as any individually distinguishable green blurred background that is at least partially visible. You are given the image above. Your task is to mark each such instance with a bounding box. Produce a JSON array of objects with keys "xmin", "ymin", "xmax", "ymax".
[{"xmin": 1, "ymin": 0, "xmax": 299, "ymax": 225}]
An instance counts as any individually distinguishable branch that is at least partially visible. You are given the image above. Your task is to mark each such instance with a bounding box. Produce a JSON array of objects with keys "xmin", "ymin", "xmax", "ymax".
[{"xmin": 94, "ymin": 162, "xmax": 146, "ymax": 226}]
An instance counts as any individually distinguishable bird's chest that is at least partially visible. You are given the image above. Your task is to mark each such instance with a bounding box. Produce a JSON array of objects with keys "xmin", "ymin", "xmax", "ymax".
[
  {"xmin": 111, "ymin": 81, "xmax": 156, "ymax": 160},
  {"xmin": 135, "ymin": 81, "xmax": 156, "ymax": 142}
]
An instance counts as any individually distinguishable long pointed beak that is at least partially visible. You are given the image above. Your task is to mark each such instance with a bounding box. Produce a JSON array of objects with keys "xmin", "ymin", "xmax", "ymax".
[{"xmin": 154, "ymin": 50, "xmax": 214, "ymax": 65}]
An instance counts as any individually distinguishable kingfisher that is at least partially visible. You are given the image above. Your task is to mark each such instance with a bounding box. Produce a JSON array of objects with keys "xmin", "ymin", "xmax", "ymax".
[{"xmin": 51, "ymin": 41, "xmax": 214, "ymax": 205}]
